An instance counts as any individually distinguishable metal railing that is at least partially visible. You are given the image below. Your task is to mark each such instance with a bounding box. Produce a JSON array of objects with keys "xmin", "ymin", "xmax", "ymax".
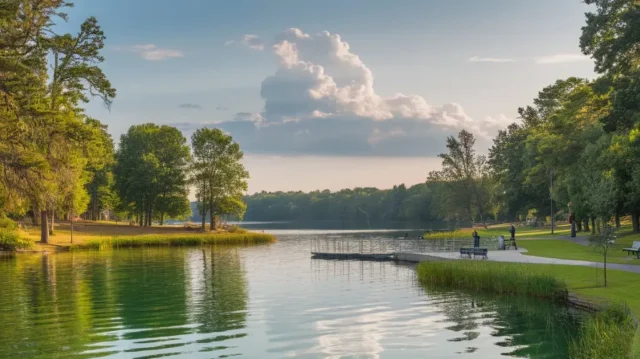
[{"xmin": 310, "ymin": 236, "xmax": 500, "ymax": 255}]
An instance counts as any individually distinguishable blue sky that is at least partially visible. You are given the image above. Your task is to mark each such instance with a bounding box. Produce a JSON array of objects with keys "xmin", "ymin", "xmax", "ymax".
[{"xmin": 60, "ymin": 0, "xmax": 596, "ymax": 194}]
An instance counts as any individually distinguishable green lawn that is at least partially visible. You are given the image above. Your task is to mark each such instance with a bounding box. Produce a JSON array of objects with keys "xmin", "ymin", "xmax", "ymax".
[
  {"xmin": 425, "ymin": 223, "xmax": 572, "ymax": 240},
  {"xmin": 519, "ymin": 224, "xmax": 640, "ymax": 265},
  {"xmin": 521, "ymin": 239, "xmax": 640, "ymax": 265}
]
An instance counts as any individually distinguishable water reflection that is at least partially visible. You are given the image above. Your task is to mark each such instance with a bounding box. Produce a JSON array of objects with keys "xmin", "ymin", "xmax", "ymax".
[
  {"xmin": 0, "ymin": 248, "xmax": 248, "ymax": 359},
  {"xmin": 0, "ymin": 237, "xmax": 581, "ymax": 358}
]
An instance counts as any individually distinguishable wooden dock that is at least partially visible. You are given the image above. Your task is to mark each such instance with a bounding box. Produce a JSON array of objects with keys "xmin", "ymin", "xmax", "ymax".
[{"xmin": 311, "ymin": 252, "xmax": 395, "ymax": 261}]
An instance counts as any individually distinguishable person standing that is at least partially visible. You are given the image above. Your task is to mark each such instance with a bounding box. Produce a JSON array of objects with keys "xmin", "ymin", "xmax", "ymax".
[
  {"xmin": 472, "ymin": 230, "xmax": 480, "ymax": 248},
  {"xmin": 509, "ymin": 224, "xmax": 518, "ymax": 250}
]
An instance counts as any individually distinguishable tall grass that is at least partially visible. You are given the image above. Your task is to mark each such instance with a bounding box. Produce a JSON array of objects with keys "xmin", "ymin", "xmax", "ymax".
[
  {"xmin": 423, "ymin": 229, "xmax": 474, "ymax": 240},
  {"xmin": 70, "ymin": 232, "xmax": 276, "ymax": 251},
  {"xmin": 416, "ymin": 261, "xmax": 568, "ymax": 300},
  {"xmin": 569, "ymin": 302, "xmax": 636, "ymax": 359}
]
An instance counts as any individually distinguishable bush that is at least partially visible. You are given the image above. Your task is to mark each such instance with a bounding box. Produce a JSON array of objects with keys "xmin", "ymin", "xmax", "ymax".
[
  {"xmin": 0, "ymin": 217, "xmax": 18, "ymax": 230},
  {"xmin": 0, "ymin": 228, "xmax": 32, "ymax": 251}
]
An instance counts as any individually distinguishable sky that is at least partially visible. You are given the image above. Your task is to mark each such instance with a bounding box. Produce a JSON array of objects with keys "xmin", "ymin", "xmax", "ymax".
[{"xmin": 58, "ymin": 0, "xmax": 597, "ymax": 195}]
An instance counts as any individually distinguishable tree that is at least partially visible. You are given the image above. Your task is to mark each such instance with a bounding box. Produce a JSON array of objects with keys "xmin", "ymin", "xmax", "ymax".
[
  {"xmin": 589, "ymin": 222, "xmax": 617, "ymax": 287},
  {"xmin": 428, "ymin": 130, "xmax": 489, "ymax": 228},
  {"xmin": 190, "ymin": 128, "xmax": 249, "ymax": 230},
  {"xmin": 114, "ymin": 124, "xmax": 191, "ymax": 226}
]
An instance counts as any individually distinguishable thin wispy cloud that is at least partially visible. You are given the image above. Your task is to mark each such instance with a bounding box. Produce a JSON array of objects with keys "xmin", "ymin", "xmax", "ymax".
[
  {"xmin": 179, "ymin": 103, "xmax": 202, "ymax": 110},
  {"xmin": 535, "ymin": 53, "xmax": 590, "ymax": 64},
  {"xmin": 469, "ymin": 56, "xmax": 515, "ymax": 63},
  {"xmin": 216, "ymin": 106, "xmax": 229, "ymax": 111},
  {"xmin": 129, "ymin": 44, "xmax": 184, "ymax": 61},
  {"xmin": 225, "ymin": 34, "xmax": 265, "ymax": 51}
]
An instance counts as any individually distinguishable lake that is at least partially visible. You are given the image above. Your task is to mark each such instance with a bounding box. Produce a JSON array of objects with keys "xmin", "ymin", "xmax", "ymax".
[{"xmin": 0, "ymin": 229, "xmax": 582, "ymax": 358}]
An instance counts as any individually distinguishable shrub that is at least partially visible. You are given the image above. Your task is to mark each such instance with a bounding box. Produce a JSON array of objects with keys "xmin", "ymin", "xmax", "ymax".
[
  {"xmin": 0, "ymin": 217, "xmax": 18, "ymax": 230},
  {"xmin": 0, "ymin": 228, "xmax": 32, "ymax": 251}
]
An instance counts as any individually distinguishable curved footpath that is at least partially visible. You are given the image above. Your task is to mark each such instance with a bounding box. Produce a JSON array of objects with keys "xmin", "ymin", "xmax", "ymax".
[{"xmin": 396, "ymin": 247, "xmax": 640, "ymax": 274}]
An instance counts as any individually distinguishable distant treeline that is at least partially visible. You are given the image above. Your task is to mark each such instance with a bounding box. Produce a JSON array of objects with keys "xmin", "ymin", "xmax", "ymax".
[{"xmin": 236, "ymin": 184, "xmax": 452, "ymax": 223}]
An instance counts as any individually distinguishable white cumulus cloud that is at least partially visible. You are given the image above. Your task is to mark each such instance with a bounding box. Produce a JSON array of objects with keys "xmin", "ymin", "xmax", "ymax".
[
  {"xmin": 130, "ymin": 44, "xmax": 184, "ymax": 61},
  {"xmin": 184, "ymin": 28, "xmax": 516, "ymax": 157},
  {"xmin": 469, "ymin": 56, "xmax": 515, "ymax": 63},
  {"xmin": 535, "ymin": 53, "xmax": 591, "ymax": 64},
  {"xmin": 225, "ymin": 34, "xmax": 265, "ymax": 51}
]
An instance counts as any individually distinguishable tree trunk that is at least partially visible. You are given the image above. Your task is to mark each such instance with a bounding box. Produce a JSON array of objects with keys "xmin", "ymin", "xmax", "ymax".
[
  {"xmin": 70, "ymin": 211, "xmax": 74, "ymax": 244},
  {"xmin": 40, "ymin": 210, "xmax": 49, "ymax": 244},
  {"xmin": 49, "ymin": 207, "xmax": 55, "ymax": 235},
  {"xmin": 209, "ymin": 204, "xmax": 215, "ymax": 231},
  {"xmin": 32, "ymin": 205, "xmax": 39, "ymax": 225},
  {"xmin": 92, "ymin": 185, "xmax": 97, "ymax": 220},
  {"xmin": 577, "ymin": 220, "xmax": 583, "ymax": 232},
  {"xmin": 604, "ymin": 250, "xmax": 607, "ymax": 288},
  {"xmin": 615, "ymin": 214, "xmax": 621, "ymax": 229},
  {"xmin": 570, "ymin": 221, "xmax": 576, "ymax": 238},
  {"xmin": 584, "ymin": 218, "xmax": 590, "ymax": 232},
  {"xmin": 633, "ymin": 211, "xmax": 640, "ymax": 232},
  {"xmin": 591, "ymin": 217, "xmax": 596, "ymax": 235},
  {"xmin": 160, "ymin": 213, "xmax": 164, "ymax": 226},
  {"xmin": 201, "ymin": 206, "xmax": 206, "ymax": 230},
  {"xmin": 596, "ymin": 218, "xmax": 601, "ymax": 234}
]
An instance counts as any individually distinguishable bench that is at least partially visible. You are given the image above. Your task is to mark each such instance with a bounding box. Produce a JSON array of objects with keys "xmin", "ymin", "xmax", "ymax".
[
  {"xmin": 623, "ymin": 241, "xmax": 640, "ymax": 258},
  {"xmin": 460, "ymin": 247, "xmax": 488, "ymax": 260}
]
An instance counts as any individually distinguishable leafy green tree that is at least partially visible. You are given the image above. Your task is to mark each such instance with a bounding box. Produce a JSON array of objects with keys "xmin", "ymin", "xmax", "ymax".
[
  {"xmin": 190, "ymin": 128, "xmax": 249, "ymax": 230},
  {"xmin": 114, "ymin": 124, "xmax": 191, "ymax": 226},
  {"xmin": 428, "ymin": 130, "xmax": 489, "ymax": 228}
]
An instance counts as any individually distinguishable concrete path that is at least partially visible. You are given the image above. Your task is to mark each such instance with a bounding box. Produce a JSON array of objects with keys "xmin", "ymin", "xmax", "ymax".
[{"xmin": 396, "ymin": 248, "xmax": 640, "ymax": 274}]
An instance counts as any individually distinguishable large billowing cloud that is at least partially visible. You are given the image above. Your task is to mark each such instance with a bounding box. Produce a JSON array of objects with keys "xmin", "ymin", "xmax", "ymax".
[{"xmin": 180, "ymin": 28, "xmax": 513, "ymax": 156}]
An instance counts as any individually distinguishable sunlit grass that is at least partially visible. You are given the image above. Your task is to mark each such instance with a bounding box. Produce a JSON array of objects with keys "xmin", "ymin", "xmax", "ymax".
[
  {"xmin": 417, "ymin": 261, "xmax": 568, "ymax": 300},
  {"xmin": 69, "ymin": 232, "xmax": 276, "ymax": 251}
]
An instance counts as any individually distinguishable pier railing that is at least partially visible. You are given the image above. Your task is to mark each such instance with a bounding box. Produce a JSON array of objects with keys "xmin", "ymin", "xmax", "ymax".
[{"xmin": 310, "ymin": 236, "xmax": 500, "ymax": 255}]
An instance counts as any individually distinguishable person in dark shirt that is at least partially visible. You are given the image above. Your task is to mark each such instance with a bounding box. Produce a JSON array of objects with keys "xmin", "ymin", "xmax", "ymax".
[
  {"xmin": 472, "ymin": 230, "xmax": 479, "ymax": 248},
  {"xmin": 509, "ymin": 224, "xmax": 518, "ymax": 250}
]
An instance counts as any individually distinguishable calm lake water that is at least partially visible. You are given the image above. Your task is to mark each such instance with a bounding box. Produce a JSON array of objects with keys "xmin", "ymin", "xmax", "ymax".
[{"xmin": 0, "ymin": 230, "xmax": 581, "ymax": 359}]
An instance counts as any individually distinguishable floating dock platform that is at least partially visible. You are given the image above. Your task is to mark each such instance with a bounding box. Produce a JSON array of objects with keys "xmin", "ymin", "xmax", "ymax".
[{"xmin": 311, "ymin": 252, "xmax": 395, "ymax": 261}]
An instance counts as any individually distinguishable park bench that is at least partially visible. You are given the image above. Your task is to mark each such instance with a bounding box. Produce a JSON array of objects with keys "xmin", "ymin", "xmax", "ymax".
[
  {"xmin": 623, "ymin": 241, "xmax": 640, "ymax": 258},
  {"xmin": 460, "ymin": 247, "xmax": 488, "ymax": 260}
]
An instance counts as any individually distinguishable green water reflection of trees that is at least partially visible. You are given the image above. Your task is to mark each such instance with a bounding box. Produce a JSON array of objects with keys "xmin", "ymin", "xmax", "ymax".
[{"xmin": 0, "ymin": 248, "xmax": 248, "ymax": 358}]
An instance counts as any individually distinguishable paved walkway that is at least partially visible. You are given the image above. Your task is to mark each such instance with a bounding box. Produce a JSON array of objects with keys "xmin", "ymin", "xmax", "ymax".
[{"xmin": 397, "ymin": 248, "xmax": 640, "ymax": 274}]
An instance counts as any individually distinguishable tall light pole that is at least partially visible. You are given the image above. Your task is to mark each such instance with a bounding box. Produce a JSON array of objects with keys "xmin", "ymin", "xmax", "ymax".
[{"xmin": 550, "ymin": 169, "xmax": 554, "ymax": 234}]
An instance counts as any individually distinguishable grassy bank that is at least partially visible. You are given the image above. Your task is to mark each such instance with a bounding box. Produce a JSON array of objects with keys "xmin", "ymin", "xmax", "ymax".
[
  {"xmin": 423, "ymin": 223, "xmax": 572, "ymax": 240},
  {"xmin": 417, "ymin": 261, "xmax": 568, "ymax": 300},
  {"xmin": 12, "ymin": 221, "xmax": 276, "ymax": 251},
  {"xmin": 417, "ymin": 261, "xmax": 637, "ymax": 358},
  {"xmin": 69, "ymin": 232, "xmax": 276, "ymax": 250},
  {"xmin": 569, "ymin": 303, "xmax": 636, "ymax": 359}
]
